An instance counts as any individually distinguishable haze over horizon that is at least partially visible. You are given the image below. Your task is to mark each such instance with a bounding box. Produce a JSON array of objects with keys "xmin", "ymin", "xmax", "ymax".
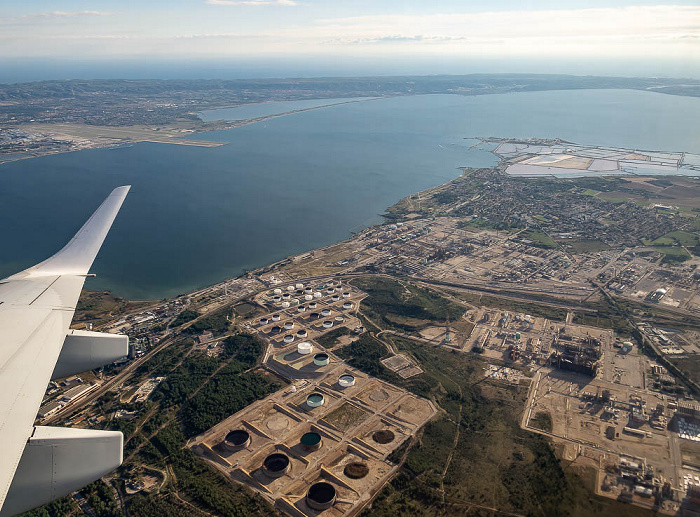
[{"xmin": 1, "ymin": 0, "xmax": 698, "ymax": 82}]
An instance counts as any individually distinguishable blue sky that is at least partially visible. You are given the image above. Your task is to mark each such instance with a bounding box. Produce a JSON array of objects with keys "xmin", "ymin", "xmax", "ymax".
[{"xmin": 1, "ymin": 1, "xmax": 698, "ymax": 78}]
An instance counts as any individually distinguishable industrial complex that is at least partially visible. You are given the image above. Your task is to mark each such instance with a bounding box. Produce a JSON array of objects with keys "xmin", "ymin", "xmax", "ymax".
[{"xmin": 189, "ymin": 280, "xmax": 436, "ymax": 516}]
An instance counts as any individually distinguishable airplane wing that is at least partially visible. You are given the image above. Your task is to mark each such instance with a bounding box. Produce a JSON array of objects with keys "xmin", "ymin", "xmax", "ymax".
[{"xmin": 0, "ymin": 186, "xmax": 130, "ymax": 516}]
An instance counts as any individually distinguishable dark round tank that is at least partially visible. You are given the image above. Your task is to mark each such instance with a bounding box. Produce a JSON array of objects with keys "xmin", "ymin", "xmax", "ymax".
[
  {"xmin": 309, "ymin": 312, "xmax": 319, "ymax": 319},
  {"xmin": 306, "ymin": 482, "xmax": 337, "ymax": 511},
  {"xmin": 224, "ymin": 429, "xmax": 250, "ymax": 450},
  {"xmin": 300, "ymin": 431, "xmax": 322, "ymax": 451},
  {"xmin": 270, "ymin": 326, "xmax": 281, "ymax": 333},
  {"xmin": 372, "ymin": 430, "xmax": 395, "ymax": 444},
  {"xmin": 344, "ymin": 462, "xmax": 369, "ymax": 479},
  {"xmin": 262, "ymin": 453, "xmax": 290, "ymax": 478}
]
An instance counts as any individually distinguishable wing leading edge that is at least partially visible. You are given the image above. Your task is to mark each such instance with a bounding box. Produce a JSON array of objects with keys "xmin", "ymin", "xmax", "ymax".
[{"xmin": 0, "ymin": 186, "xmax": 130, "ymax": 514}]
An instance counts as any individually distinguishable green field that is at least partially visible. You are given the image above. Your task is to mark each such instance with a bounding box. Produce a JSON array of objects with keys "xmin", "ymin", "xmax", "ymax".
[
  {"xmin": 520, "ymin": 228, "xmax": 557, "ymax": 249},
  {"xmin": 654, "ymin": 230, "xmax": 700, "ymax": 247},
  {"xmin": 651, "ymin": 245, "xmax": 692, "ymax": 264},
  {"xmin": 350, "ymin": 277, "xmax": 464, "ymax": 332}
]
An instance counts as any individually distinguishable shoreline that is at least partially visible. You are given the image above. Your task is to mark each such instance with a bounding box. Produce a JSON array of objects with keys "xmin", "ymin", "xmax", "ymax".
[{"xmin": 0, "ymin": 96, "xmax": 385, "ymax": 166}]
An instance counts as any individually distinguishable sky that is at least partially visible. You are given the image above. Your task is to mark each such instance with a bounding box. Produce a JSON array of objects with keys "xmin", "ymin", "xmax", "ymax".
[{"xmin": 1, "ymin": 1, "xmax": 699, "ymax": 80}]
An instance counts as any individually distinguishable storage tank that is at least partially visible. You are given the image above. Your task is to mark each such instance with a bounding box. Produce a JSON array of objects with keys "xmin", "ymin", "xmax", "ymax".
[
  {"xmin": 284, "ymin": 321, "xmax": 294, "ymax": 330},
  {"xmin": 283, "ymin": 334, "xmax": 294, "ymax": 343},
  {"xmin": 271, "ymin": 314, "xmax": 281, "ymax": 321},
  {"xmin": 321, "ymin": 309, "xmax": 332, "ymax": 317},
  {"xmin": 281, "ymin": 301, "xmax": 290, "ymax": 308},
  {"xmin": 322, "ymin": 320, "xmax": 333, "ymax": 329},
  {"xmin": 298, "ymin": 305, "xmax": 306, "ymax": 312},
  {"xmin": 282, "ymin": 293, "xmax": 291, "ymax": 300},
  {"xmin": 296, "ymin": 283, "xmax": 304, "ymax": 289},
  {"xmin": 297, "ymin": 329, "xmax": 308, "ymax": 338},
  {"xmin": 306, "ymin": 482, "xmax": 336, "ymax": 511},
  {"xmin": 338, "ymin": 374, "xmax": 355, "ymax": 388},
  {"xmin": 297, "ymin": 342, "xmax": 313, "ymax": 355},
  {"xmin": 286, "ymin": 285, "xmax": 294, "ymax": 291},
  {"xmin": 223, "ymin": 429, "xmax": 251, "ymax": 452},
  {"xmin": 331, "ymin": 295, "xmax": 340, "ymax": 302},
  {"xmin": 273, "ymin": 296, "xmax": 281, "ymax": 303},
  {"xmin": 273, "ymin": 288, "xmax": 282, "ymax": 295},
  {"xmin": 343, "ymin": 302, "xmax": 353, "ymax": 309},
  {"xmin": 309, "ymin": 302, "xmax": 317, "ymax": 309},
  {"xmin": 372, "ymin": 430, "xmax": 395, "ymax": 444},
  {"xmin": 304, "ymin": 294, "xmax": 314, "ymax": 301},
  {"xmin": 342, "ymin": 292, "xmax": 351, "ymax": 299},
  {"xmin": 309, "ymin": 312, "xmax": 320, "ymax": 319},
  {"xmin": 306, "ymin": 392, "xmax": 325, "ymax": 408},
  {"xmin": 334, "ymin": 316, "xmax": 344, "ymax": 323},
  {"xmin": 259, "ymin": 318, "xmax": 269, "ymax": 325},
  {"xmin": 262, "ymin": 453, "xmax": 290, "ymax": 478},
  {"xmin": 270, "ymin": 326, "xmax": 281, "ymax": 333},
  {"xmin": 313, "ymin": 292, "xmax": 322, "ymax": 298},
  {"xmin": 313, "ymin": 353, "xmax": 329, "ymax": 366},
  {"xmin": 291, "ymin": 298, "xmax": 300, "ymax": 306},
  {"xmin": 300, "ymin": 431, "xmax": 322, "ymax": 452},
  {"xmin": 305, "ymin": 287, "xmax": 313, "ymax": 294}
]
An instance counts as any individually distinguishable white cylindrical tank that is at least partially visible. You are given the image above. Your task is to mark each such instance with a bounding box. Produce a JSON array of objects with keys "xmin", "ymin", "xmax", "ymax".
[
  {"xmin": 296, "ymin": 329, "xmax": 308, "ymax": 338},
  {"xmin": 297, "ymin": 341, "xmax": 313, "ymax": 355},
  {"xmin": 295, "ymin": 283, "xmax": 304, "ymax": 289},
  {"xmin": 291, "ymin": 298, "xmax": 300, "ymax": 306},
  {"xmin": 273, "ymin": 296, "xmax": 281, "ymax": 303},
  {"xmin": 306, "ymin": 392, "xmax": 325, "ymax": 408},
  {"xmin": 273, "ymin": 288, "xmax": 282, "ymax": 295},
  {"xmin": 286, "ymin": 285, "xmax": 294, "ymax": 291},
  {"xmin": 305, "ymin": 294, "xmax": 313, "ymax": 301},
  {"xmin": 342, "ymin": 292, "xmax": 351, "ymax": 299},
  {"xmin": 284, "ymin": 321, "xmax": 294, "ymax": 330},
  {"xmin": 335, "ymin": 316, "xmax": 344, "ymax": 323},
  {"xmin": 313, "ymin": 353, "xmax": 329, "ymax": 366},
  {"xmin": 322, "ymin": 320, "xmax": 333, "ymax": 329},
  {"xmin": 343, "ymin": 302, "xmax": 353, "ymax": 309},
  {"xmin": 321, "ymin": 309, "xmax": 331, "ymax": 317},
  {"xmin": 339, "ymin": 374, "xmax": 356, "ymax": 388},
  {"xmin": 309, "ymin": 302, "xmax": 317, "ymax": 309},
  {"xmin": 298, "ymin": 305, "xmax": 306, "ymax": 312},
  {"xmin": 281, "ymin": 301, "xmax": 290, "ymax": 308},
  {"xmin": 271, "ymin": 314, "xmax": 281, "ymax": 321},
  {"xmin": 314, "ymin": 292, "xmax": 323, "ymax": 298},
  {"xmin": 283, "ymin": 334, "xmax": 294, "ymax": 343},
  {"xmin": 331, "ymin": 295, "xmax": 340, "ymax": 302}
]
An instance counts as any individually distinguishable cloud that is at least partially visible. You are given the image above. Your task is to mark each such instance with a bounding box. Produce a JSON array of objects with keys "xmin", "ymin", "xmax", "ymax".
[
  {"xmin": 310, "ymin": 6, "xmax": 700, "ymax": 56},
  {"xmin": 0, "ymin": 11, "xmax": 113, "ymax": 24},
  {"xmin": 22, "ymin": 11, "xmax": 113, "ymax": 20},
  {"xmin": 206, "ymin": 0, "xmax": 296, "ymax": 5},
  {"xmin": 331, "ymin": 35, "xmax": 474, "ymax": 45}
]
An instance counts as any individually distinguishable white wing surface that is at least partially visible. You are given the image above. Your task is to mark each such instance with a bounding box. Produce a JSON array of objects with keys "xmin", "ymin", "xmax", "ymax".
[{"xmin": 0, "ymin": 186, "xmax": 130, "ymax": 515}]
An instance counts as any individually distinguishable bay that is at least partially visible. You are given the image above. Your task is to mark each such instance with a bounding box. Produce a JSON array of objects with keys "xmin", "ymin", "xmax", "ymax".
[{"xmin": 0, "ymin": 89, "xmax": 698, "ymax": 299}]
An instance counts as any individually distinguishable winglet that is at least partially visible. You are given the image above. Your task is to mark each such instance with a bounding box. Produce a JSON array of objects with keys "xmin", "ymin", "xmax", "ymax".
[{"xmin": 11, "ymin": 186, "xmax": 130, "ymax": 278}]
